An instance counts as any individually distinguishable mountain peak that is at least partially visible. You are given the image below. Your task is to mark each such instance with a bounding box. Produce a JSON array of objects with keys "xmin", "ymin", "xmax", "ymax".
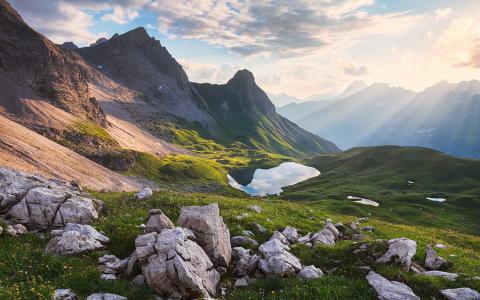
[
  {"xmin": 121, "ymin": 27, "xmax": 149, "ymax": 39},
  {"xmin": 229, "ymin": 69, "xmax": 255, "ymax": 85}
]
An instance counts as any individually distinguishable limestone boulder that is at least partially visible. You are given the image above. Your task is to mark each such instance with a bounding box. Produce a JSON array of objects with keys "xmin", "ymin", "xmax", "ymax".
[
  {"xmin": 366, "ymin": 271, "xmax": 420, "ymax": 300},
  {"xmin": 6, "ymin": 224, "xmax": 27, "ymax": 236},
  {"xmin": 144, "ymin": 209, "xmax": 174, "ymax": 234},
  {"xmin": 377, "ymin": 238, "xmax": 417, "ymax": 270},
  {"xmin": 282, "ymin": 226, "xmax": 299, "ymax": 243},
  {"xmin": 424, "ymin": 245, "xmax": 447, "ymax": 270},
  {"xmin": 440, "ymin": 288, "xmax": 480, "ymax": 300},
  {"xmin": 1, "ymin": 168, "xmax": 101, "ymax": 231},
  {"xmin": 86, "ymin": 293, "xmax": 127, "ymax": 300},
  {"xmin": 178, "ymin": 203, "xmax": 231, "ymax": 268},
  {"xmin": 52, "ymin": 289, "xmax": 77, "ymax": 300},
  {"xmin": 310, "ymin": 222, "xmax": 339, "ymax": 246},
  {"xmin": 135, "ymin": 228, "xmax": 220, "ymax": 299},
  {"xmin": 45, "ymin": 231, "xmax": 104, "ymax": 256},
  {"xmin": 258, "ymin": 239, "xmax": 302, "ymax": 276},
  {"xmin": 298, "ymin": 265, "xmax": 323, "ymax": 279}
]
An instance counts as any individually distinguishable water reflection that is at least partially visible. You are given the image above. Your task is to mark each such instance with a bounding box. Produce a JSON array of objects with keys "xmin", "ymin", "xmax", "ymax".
[{"xmin": 228, "ymin": 162, "xmax": 320, "ymax": 196}]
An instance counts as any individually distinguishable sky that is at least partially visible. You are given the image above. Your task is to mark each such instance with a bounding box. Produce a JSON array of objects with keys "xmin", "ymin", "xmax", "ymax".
[{"xmin": 9, "ymin": 0, "xmax": 480, "ymax": 102}]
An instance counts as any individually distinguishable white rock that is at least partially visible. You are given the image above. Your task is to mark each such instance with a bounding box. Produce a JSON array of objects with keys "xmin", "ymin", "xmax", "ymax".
[
  {"xmin": 434, "ymin": 243, "xmax": 447, "ymax": 249},
  {"xmin": 178, "ymin": 204, "xmax": 231, "ymax": 268},
  {"xmin": 310, "ymin": 222, "xmax": 339, "ymax": 246},
  {"xmin": 135, "ymin": 187, "xmax": 153, "ymax": 200},
  {"xmin": 52, "ymin": 289, "xmax": 77, "ymax": 300},
  {"xmin": 424, "ymin": 245, "xmax": 447, "ymax": 270},
  {"xmin": 86, "ymin": 293, "xmax": 127, "ymax": 300},
  {"xmin": 298, "ymin": 265, "xmax": 323, "ymax": 279},
  {"xmin": 420, "ymin": 271, "xmax": 459, "ymax": 281},
  {"xmin": 242, "ymin": 230, "xmax": 254, "ymax": 237},
  {"xmin": 440, "ymin": 288, "xmax": 480, "ymax": 300},
  {"xmin": 45, "ymin": 231, "xmax": 104, "ymax": 256},
  {"xmin": 297, "ymin": 233, "xmax": 312, "ymax": 245},
  {"xmin": 100, "ymin": 273, "xmax": 116, "ymax": 280},
  {"xmin": 235, "ymin": 277, "xmax": 249, "ymax": 288},
  {"xmin": 64, "ymin": 223, "xmax": 109, "ymax": 243},
  {"xmin": 377, "ymin": 238, "xmax": 417, "ymax": 270},
  {"xmin": 258, "ymin": 239, "xmax": 302, "ymax": 276},
  {"xmin": 0, "ymin": 225, "xmax": 3, "ymax": 235},
  {"xmin": 366, "ymin": 271, "xmax": 420, "ymax": 300},
  {"xmin": 6, "ymin": 224, "xmax": 27, "ymax": 236},
  {"xmin": 282, "ymin": 226, "xmax": 299, "ymax": 243},
  {"xmin": 269, "ymin": 231, "xmax": 289, "ymax": 245},
  {"xmin": 247, "ymin": 205, "xmax": 262, "ymax": 213},
  {"xmin": 145, "ymin": 210, "xmax": 174, "ymax": 234}
]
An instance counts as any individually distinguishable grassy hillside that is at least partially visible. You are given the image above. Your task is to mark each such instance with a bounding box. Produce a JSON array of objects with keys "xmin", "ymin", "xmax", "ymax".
[
  {"xmin": 1, "ymin": 190, "xmax": 479, "ymax": 299},
  {"xmin": 282, "ymin": 146, "xmax": 480, "ymax": 235}
]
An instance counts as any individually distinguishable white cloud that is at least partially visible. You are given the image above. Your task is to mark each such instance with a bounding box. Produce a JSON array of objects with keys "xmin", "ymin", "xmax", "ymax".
[
  {"xmin": 434, "ymin": 18, "xmax": 480, "ymax": 68},
  {"xmin": 101, "ymin": 6, "xmax": 139, "ymax": 24},
  {"xmin": 435, "ymin": 7, "xmax": 452, "ymax": 21},
  {"xmin": 147, "ymin": 0, "xmax": 423, "ymax": 57}
]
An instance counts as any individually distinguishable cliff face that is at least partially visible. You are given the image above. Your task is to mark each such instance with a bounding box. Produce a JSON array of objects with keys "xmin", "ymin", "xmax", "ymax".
[{"xmin": 0, "ymin": 0, "xmax": 105, "ymax": 125}]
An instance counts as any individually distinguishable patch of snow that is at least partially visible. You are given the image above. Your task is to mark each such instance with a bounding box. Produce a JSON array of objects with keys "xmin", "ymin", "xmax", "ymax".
[
  {"xmin": 426, "ymin": 197, "xmax": 446, "ymax": 202},
  {"xmin": 347, "ymin": 196, "xmax": 379, "ymax": 207},
  {"xmin": 408, "ymin": 180, "xmax": 415, "ymax": 184},
  {"xmin": 158, "ymin": 85, "xmax": 163, "ymax": 90},
  {"xmin": 97, "ymin": 65, "xmax": 103, "ymax": 69}
]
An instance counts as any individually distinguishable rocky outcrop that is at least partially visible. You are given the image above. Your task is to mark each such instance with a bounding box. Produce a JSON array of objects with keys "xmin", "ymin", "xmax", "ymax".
[
  {"xmin": 144, "ymin": 209, "xmax": 174, "ymax": 233},
  {"xmin": 86, "ymin": 293, "xmax": 126, "ymax": 300},
  {"xmin": 1, "ymin": 168, "xmax": 102, "ymax": 231},
  {"xmin": 52, "ymin": 289, "xmax": 77, "ymax": 300},
  {"xmin": 440, "ymin": 288, "xmax": 480, "ymax": 300},
  {"xmin": 424, "ymin": 245, "xmax": 447, "ymax": 270},
  {"xmin": 258, "ymin": 239, "xmax": 302, "ymax": 276},
  {"xmin": 366, "ymin": 271, "xmax": 420, "ymax": 300},
  {"xmin": 135, "ymin": 228, "xmax": 220, "ymax": 299},
  {"xmin": 232, "ymin": 247, "xmax": 260, "ymax": 277},
  {"xmin": 178, "ymin": 204, "xmax": 231, "ymax": 268},
  {"xmin": 377, "ymin": 238, "xmax": 416, "ymax": 270}
]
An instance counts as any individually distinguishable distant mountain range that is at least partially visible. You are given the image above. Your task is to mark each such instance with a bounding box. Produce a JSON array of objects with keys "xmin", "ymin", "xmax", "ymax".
[{"xmin": 278, "ymin": 80, "xmax": 480, "ymax": 158}]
